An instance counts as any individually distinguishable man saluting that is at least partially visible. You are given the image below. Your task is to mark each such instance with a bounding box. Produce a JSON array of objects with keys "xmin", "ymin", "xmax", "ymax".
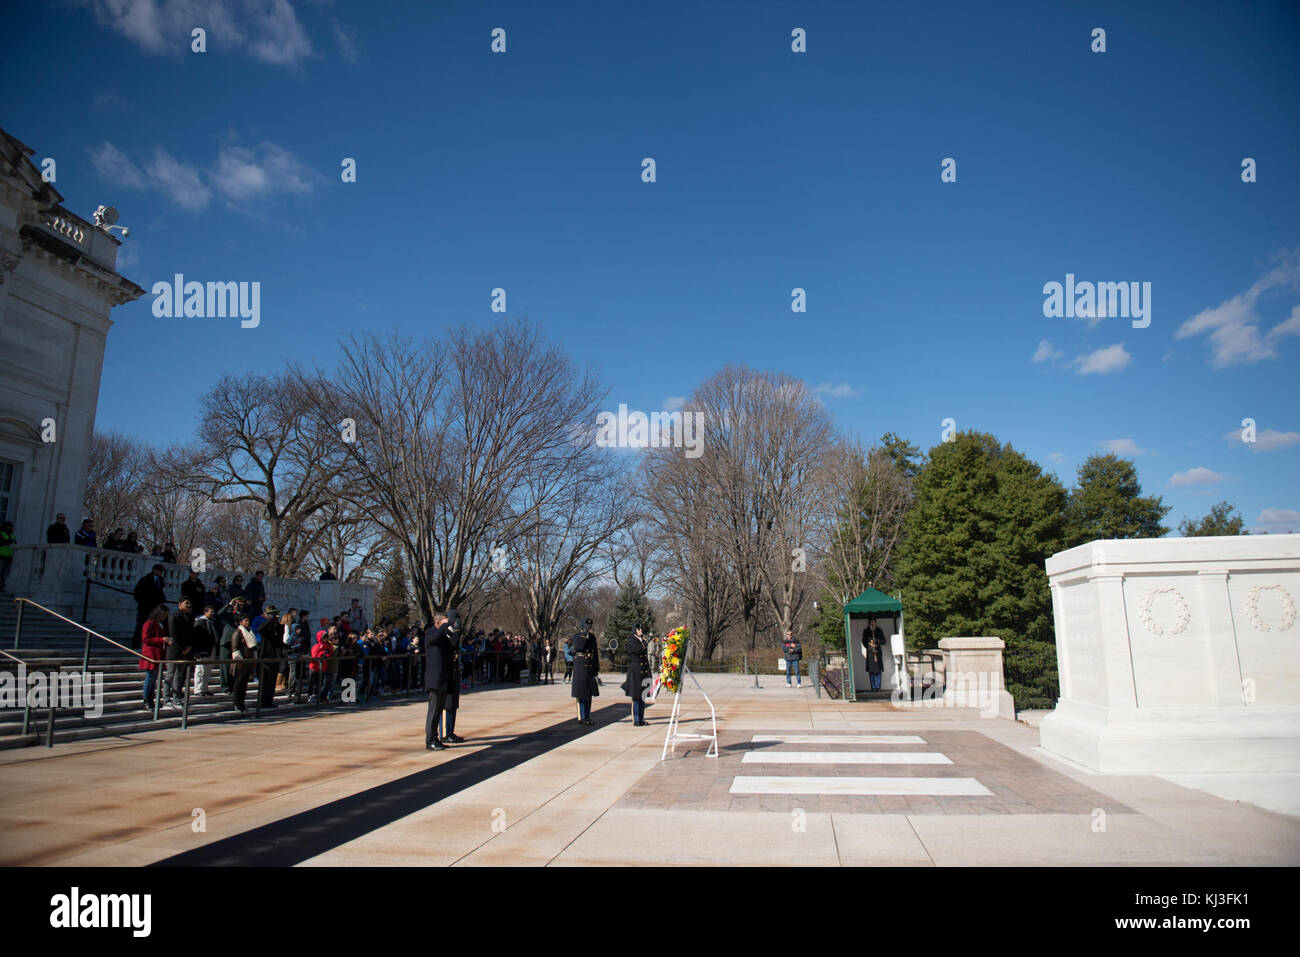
[{"xmin": 424, "ymin": 610, "xmax": 465, "ymax": 750}]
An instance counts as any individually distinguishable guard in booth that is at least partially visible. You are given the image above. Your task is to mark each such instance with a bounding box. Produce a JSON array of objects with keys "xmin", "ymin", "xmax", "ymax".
[
  {"xmin": 423, "ymin": 610, "xmax": 465, "ymax": 750},
  {"xmin": 570, "ymin": 617, "xmax": 599, "ymax": 725}
]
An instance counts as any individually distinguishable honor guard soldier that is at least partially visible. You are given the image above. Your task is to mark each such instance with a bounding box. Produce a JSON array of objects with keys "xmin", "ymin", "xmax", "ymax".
[
  {"xmin": 622, "ymin": 625, "xmax": 652, "ymax": 726},
  {"xmin": 570, "ymin": 617, "xmax": 599, "ymax": 725}
]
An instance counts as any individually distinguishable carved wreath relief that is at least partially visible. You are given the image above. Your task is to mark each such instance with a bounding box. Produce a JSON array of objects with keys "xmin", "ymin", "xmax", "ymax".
[
  {"xmin": 1244, "ymin": 584, "xmax": 1296, "ymax": 633},
  {"xmin": 1139, "ymin": 586, "xmax": 1190, "ymax": 637}
]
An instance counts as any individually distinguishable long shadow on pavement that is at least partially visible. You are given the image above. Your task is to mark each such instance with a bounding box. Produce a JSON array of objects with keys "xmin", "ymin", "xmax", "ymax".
[{"xmin": 151, "ymin": 701, "xmax": 627, "ymax": 867}]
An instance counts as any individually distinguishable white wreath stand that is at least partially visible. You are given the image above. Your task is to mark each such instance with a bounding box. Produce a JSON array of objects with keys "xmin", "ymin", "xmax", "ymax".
[{"xmin": 659, "ymin": 662, "xmax": 719, "ymax": 760}]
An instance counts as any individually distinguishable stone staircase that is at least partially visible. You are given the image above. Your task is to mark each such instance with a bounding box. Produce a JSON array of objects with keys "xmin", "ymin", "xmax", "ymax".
[{"xmin": 0, "ymin": 596, "xmax": 422, "ymax": 749}]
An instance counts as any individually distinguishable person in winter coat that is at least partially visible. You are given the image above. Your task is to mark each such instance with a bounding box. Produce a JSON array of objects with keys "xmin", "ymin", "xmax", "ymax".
[
  {"xmin": 230, "ymin": 612, "xmax": 260, "ymax": 713},
  {"xmin": 782, "ymin": 630, "xmax": 803, "ymax": 688},
  {"xmin": 215, "ymin": 596, "xmax": 246, "ymax": 693},
  {"xmin": 423, "ymin": 612, "xmax": 463, "ymax": 750},
  {"xmin": 621, "ymin": 625, "xmax": 652, "ymax": 726},
  {"xmin": 563, "ymin": 638, "xmax": 575, "ymax": 684},
  {"xmin": 308, "ymin": 629, "xmax": 333, "ymax": 704},
  {"xmin": 863, "ymin": 618, "xmax": 886, "ymax": 692},
  {"xmin": 131, "ymin": 564, "xmax": 167, "ymax": 649},
  {"xmin": 165, "ymin": 597, "xmax": 196, "ymax": 707},
  {"xmin": 191, "ymin": 604, "xmax": 219, "ymax": 696},
  {"xmin": 138, "ymin": 605, "xmax": 170, "ymax": 707},
  {"xmin": 285, "ymin": 612, "xmax": 310, "ymax": 703},
  {"xmin": 180, "ymin": 568, "xmax": 205, "ymax": 613},
  {"xmin": 570, "ymin": 618, "xmax": 600, "ymax": 725},
  {"xmin": 256, "ymin": 605, "xmax": 283, "ymax": 708}
]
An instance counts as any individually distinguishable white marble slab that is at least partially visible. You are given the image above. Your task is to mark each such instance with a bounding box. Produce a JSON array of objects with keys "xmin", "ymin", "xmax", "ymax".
[
  {"xmin": 741, "ymin": 751, "xmax": 951, "ymax": 765},
  {"xmin": 730, "ymin": 776, "xmax": 992, "ymax": 796},
  {"xmin": 752, "ymin": 734, "xmax": 927, "ymax": 745}
]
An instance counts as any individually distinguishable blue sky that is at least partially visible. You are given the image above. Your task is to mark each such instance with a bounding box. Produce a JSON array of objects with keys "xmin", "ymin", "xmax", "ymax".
[{"xmin": 5, "ymin": 0, "xmax": 1298, "ymax": 533}]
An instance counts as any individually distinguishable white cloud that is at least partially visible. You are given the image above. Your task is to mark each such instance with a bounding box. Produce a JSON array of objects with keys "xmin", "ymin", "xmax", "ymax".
[
  {"xmin": 147, "ymin": 149, "xmax": 211, "ymax": 211},
  {"xmin": 1046, "ymin": 452, "xmax": 1065, "ymax": 463},
  {"xmin": 1100, "ymin": 438, "xmax": 1150, "ymax": 457},
  {"xmin": 1255, "ymin": 507, "xmax": 1300, "ymax": 533},
  {"xmin": 662, "ymin": 396, "xmax": 686, "ymax": 412},
  {"xmin": 1225, "ymin": 427, "xmax": 1300, "ymax": 452},
  {"xmin": 1175, "ymin": 250, "xmax": 1300, "ymax": 367},
  {"xmin": 88, "ymin": 140, "xmax": 322, "ymax": 214},
  {"xmin": 332, "ymin": 19, "xmax": 359, "ymax": 63},
  {"xmin": 213, "ymin": 143, "xmax": 323, "ymax": 202},
  {"xmin": 89, "ymin": 141, "xmax": 147, "ymax": 189},
  {"xmin": 813, "ymin": 382, "xmax": 860, "ymax": 399},
  {"xmin": 83, "ymin": 0, "xmax": 314, "ymax": 67},
  {"xmin": 1070, "ymin": 343, "xmax": 1130, "ymax": 375},
  {"xmin": 1169, "ymin": 466, "xmax": 1225, "ymax": 488},
  {"xmin": 1032, "ymin": 339, "xmax": 1063, "ymax": 363}
]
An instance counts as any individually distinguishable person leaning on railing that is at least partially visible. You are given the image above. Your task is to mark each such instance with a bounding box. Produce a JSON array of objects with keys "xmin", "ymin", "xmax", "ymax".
[{"xmin": 284, "ymin": 613, "xmax": 309, "ymax": 704}]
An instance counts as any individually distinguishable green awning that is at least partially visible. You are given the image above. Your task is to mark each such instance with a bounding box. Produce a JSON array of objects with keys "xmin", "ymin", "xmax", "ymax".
[{"xmin": 843, "ymin": 588, "xmax": 903, "ymax": 614}]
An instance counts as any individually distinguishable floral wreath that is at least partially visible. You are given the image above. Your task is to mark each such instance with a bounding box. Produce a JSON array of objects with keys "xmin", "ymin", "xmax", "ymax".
[
  {"xmin": 660, "ymin": 626, "xmax": 689, "ymax": 694},
  {"xmin": 1138, "ymin": 586, "xmax": 1190, "ymax": 637},
  {"xmin": 1244, "ymin": 584, "xmax": 1296, "ymax": 633}
]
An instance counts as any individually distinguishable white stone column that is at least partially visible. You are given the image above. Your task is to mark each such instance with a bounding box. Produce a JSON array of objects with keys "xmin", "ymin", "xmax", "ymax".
[{"xmin": 938, "ymin": 636, "xmax": 1016, "ymax": 720}]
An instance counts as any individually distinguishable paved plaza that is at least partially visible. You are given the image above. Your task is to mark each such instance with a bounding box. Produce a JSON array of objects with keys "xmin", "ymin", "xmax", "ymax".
[{"xmin": 1, "ymin": 674, "xmax": 1297, "ymax": 867}]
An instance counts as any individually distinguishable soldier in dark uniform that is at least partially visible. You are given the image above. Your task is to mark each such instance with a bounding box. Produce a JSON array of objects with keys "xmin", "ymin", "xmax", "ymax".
[
  {"xmin": 622, "ymin": 625, "xmax": 652, "ymax": 726},
  {"xmin": 570, "ymin": 617, "xmax": 599, "ymax": 725},
  {"xmin": 424, "ymin": 611, "xmax": 464, "ymax": 750}
]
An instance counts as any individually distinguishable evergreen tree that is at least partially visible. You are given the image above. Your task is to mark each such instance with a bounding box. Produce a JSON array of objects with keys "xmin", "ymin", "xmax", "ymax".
[
  {"xmin": 1065, "ymin": 454, "xmax": 1170, "ymax": 546},
  {"xmin": 606, "ymin": 583, "xmax": 656, "ymax": 643},
  {"xmin": 373, "ymin": 553, "xmax": 411, "ymax": 626},
  {"xmin": 1178, "ymin": 501, "xmax": 1247, "ymax": 536},
  {"xmin": 895, "ymin": 431, "xmax": 1067, "ymax": 708}
]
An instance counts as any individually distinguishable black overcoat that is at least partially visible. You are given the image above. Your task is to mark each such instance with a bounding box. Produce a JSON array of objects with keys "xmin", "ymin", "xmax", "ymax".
[
  {"xmin": 423, "ymin": 623, "xmax": 461, "ymax": 707},
  {"xmin": 569, "ymin": 630, "xmax": 600, "ymax": 699},
  {"xmin": 622, "ymin": 634, "xmax": 651, "ymax": 702}
]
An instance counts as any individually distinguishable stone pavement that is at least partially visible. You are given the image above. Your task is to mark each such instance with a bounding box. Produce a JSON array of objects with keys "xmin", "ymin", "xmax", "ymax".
[{"xmin": 0, "ymin": 674, "xmax": 1297, "ymax": 866}]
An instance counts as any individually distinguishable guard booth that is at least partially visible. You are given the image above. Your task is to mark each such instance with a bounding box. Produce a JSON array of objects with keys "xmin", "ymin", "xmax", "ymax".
[{"xmin": 842, "ymin": 588, "xmax": 905, "ymax": 702}]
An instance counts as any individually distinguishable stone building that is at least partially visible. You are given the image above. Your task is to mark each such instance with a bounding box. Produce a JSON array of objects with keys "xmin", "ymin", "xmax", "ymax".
[{"xmin": 0, "ymin": 126, "xmax": 143, "ymax": 546}]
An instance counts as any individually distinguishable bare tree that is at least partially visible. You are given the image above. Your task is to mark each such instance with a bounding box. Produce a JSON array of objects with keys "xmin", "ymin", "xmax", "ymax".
[
  {"xmin": 84, "ymin": 432, "xmax": 150, "ymax": 535},
  {"xmin": 689, "ymin": 367, "xmax": 836, "ymax": 648},
  {"xmin": 820, "ymin": 441, "xmax": 911, "ymax": 601},
  {"xmin": 157, "ymin": 371, "xmax": 348, "ymax": 576},
  {"xmin": 317, "ymin": 319, "xmax": 609, "ymax": 624},
  {"xmin": 503, "ymin": 437, "xmax": 631, "ymax": 645},
  {"xmin": 605, "ymin": 510, "xmax": 669, "ymax": 597},
  {"xmin": 642, "ymin": 441, "xmax": 736, "ymax": 660}
]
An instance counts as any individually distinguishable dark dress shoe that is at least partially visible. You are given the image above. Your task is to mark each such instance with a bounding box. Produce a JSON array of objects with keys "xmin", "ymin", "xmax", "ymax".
[
  {"xmin": 427, "ymin": 740, "xmax": 447, "ymax": 750},
  {"xmin": 444, "ymin": 733, "xmax": 465, "ymax": 743}
]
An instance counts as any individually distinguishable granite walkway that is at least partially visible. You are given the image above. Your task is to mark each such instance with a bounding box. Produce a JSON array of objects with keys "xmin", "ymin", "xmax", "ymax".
[{"xmin": 1, "ymin": 675, "xmax": 1296, "ymax": 866}]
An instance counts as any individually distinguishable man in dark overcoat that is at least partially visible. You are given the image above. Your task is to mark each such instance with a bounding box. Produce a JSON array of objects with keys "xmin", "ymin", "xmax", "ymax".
[
  {"xmin": 622, "ymin": 625, "xmax": 651, "ymax": 726},
  {"xmin": 570, "ymin": 617, "xmax": 600, "ymax": 725},
  {"xmin": 424, "ymin": 611, "xmax": 464, "ymax": 749}
]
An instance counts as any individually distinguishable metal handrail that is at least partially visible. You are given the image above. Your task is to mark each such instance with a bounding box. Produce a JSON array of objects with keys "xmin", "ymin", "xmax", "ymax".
[
  {"xmin": 12, "ymin": 597, "xmax": 149, "ymax": 673},
  {"xmin": 81, "ymin": 576, "xmax": 136, "ymax": 621},
  {"xmin": 0, "ymin": 644, "xmax": 54, "ymax": 744}
]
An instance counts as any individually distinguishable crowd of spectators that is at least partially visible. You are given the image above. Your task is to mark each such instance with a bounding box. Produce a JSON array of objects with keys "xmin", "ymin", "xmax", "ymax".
[{"xmin": 45, "ymin": 513, "xmax": 177, "ymax": 561}]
